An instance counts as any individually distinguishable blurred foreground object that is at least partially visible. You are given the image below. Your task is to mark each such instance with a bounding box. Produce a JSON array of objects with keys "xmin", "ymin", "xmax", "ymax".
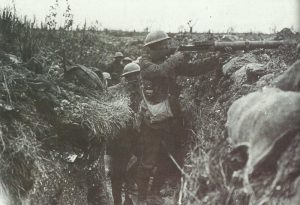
[{"xmin": 226, "ymin": 86, "xmax": 300, "ymax": 205}]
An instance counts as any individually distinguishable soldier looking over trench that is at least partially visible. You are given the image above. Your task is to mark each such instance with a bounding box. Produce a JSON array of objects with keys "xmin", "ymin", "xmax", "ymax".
[
  {"xmin": 107, "ymin": 52, "xmax": 125, "ymax": 85},
  {"xmin": 135, "ymin": 30, "xmax": 231, "ymax": 204}
]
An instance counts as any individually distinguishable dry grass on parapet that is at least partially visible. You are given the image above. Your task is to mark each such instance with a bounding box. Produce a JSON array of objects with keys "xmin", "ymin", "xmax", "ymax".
[
  {"xmin": 86, "ymin": 95, "xmax": 132, "ymax": 137},
  {"xmin": 0, "ymin": 56, "xmax": 132, "ymax": 202},
  {"xmin": 54, "ymin": 85, "xmax": 132, "ymax": 140}
]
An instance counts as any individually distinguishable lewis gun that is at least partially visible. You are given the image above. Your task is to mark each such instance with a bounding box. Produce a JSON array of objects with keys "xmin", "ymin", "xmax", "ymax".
[{"xmin": 176, "ymin": 40, "xmax": 297, "ymax": 52}]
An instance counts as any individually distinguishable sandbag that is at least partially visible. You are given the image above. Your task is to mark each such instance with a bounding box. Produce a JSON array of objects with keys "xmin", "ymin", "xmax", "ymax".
[
  {"xmin": 231, "ymin": 63, "xmax": 265, "ymax": 85},
  {"xmin": 275, "ymin": 60, "xmax": 300, "ymax": 92},
  {"xmin": 65, "ymin": 64, "xmax": 105, "ymax": 90},
  {"xmin": 222, "ymin": 53, "xmax": 258, "ymax": 76},
  {"xmin": 226, "ymin": 87, "xmax": 300, "ymax": 172}
]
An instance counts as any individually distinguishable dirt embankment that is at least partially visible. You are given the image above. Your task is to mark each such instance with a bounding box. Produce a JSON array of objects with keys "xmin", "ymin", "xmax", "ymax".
[
  {"xmin": 177, "ymin": 30, "xmax": 299, "ymax": 205},
  {"xmin": 0, "ymin": 26, "xmax": 299, "ymax": 205},
  {"xmin": 0, "ymin": 51, "xmax": 132, "ymax": 204}
]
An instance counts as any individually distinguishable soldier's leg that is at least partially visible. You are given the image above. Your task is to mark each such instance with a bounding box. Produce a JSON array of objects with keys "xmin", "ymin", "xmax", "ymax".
[
  {"xmin": 151, "ymin": 126, "xmax": 178, "ymax": 194},
  {"xmin": 151, "ymin": 150, "xmax": 170, "ymax": 194},
  {"xmin": 137, "ymin": 126, "xmax": 161, "ymax": 202},
  {"xmin": 111, "ymin": 155, "xmax": 127, "ymax": 205},
  {"xmin": 111, "ymin": 171, "xmax": 123, "ymax": 205},
  {"xmin": 110, "ymin": 130, "xmax": 134, "ymax": 205},
  {"xmin": 153, "ymin": 119, "xmax": 185, "ymax": 193},
  {"xmin": 124, "ymin": 157, "xmax": 138, "ymax": 204}
]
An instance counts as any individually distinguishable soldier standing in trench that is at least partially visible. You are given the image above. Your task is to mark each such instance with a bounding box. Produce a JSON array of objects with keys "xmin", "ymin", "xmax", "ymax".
[
  {"xmin": 107, "ymin": 52, "xmax": 125, "ymax": 85},
  {"xmin": 107, "ymin": 62, "xmax": 142, "ymax": 205},
  {"xmin": 136, "ymin": 30, "xmax": 229, "ymax": 204}
]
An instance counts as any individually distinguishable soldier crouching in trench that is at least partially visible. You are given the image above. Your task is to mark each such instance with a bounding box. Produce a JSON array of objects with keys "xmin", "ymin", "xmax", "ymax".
[
  {"xmin": 107, "ymin": 62, "xmax": 142, "ymax": 205},
  {"xmin": 135, "ymin": 30, "xmax": 230, "ymax": 205}
]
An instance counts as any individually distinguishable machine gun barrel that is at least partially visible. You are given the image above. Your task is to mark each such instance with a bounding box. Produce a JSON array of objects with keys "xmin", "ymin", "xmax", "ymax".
[
  {"xmin": 214, "ymin": 40, "xmax": 293, "ymax": 50},
  {"xmin": 177, "ymin": 40, "xmax": 297, "ymax": 52}
]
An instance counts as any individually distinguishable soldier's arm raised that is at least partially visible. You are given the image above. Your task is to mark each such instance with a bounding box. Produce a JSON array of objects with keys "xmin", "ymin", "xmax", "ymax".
[
  {"xmin": 140, "ymin": 53, "xmax": 184, "ymax": 78},
  {"xmin": 176, "ymin": 53, "xmax": 221, "ymax": 76}
]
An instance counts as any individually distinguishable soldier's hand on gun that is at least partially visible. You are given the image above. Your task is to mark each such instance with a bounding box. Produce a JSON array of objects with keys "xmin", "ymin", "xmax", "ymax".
[
  {"xmin": 173, "ymin": 50, "xmax": 192, "ymax": 61},
  {"xmin": 167, "ymin": 51, "xmax": 187, "ymax": 64}
]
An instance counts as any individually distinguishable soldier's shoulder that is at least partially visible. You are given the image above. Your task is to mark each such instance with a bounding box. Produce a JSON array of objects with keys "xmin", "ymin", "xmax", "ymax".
[
  {"xmin": 139, "ymin": 55, "xmax": 155, "ymax": 69},
  {"xmin": 140, "ymin": 54, "xmax": 151, "ymax": 61},
  {"xmin": 107, "ymin": 61, "xmax": 120, "ymax": 69}
]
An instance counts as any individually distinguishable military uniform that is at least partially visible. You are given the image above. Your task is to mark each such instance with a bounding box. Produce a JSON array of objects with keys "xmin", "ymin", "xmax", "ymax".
[
  {"xmin": 107, "ymin": 80, "xmax": 141, "ymax": 205},
  {"xmin": 107, "ymin": 61, "xmax": 124, "ymax": 85},
  {"xmin": 136, "ymin": 51, "xmax": 221, "ymax": 201}
]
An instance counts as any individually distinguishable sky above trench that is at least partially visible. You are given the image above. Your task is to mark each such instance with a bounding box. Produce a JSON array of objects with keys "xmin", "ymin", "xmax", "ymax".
[{"xmin": 1, "ymin": 0, "xmax": 299, "ymax": 33}]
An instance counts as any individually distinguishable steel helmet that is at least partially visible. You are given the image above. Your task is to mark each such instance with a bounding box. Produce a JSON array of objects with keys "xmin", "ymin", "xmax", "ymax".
[
  {"xmin": 144, "ymin": 30, "xmax": 171, "ymax": 47},
  {"xmin": 123, "ymin": 57, "xmax": 133, "ymax": 62},
  {"xmin": 102, "ymin": 72, "xmax": 111, "ymax": 80},
  {"xmin": 121, "ymin": 62, "xmax": 140, "ymax": 77},
  {"xmin": 114, "ymin": 52, "xmax": 124, "ymax": 58}
]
